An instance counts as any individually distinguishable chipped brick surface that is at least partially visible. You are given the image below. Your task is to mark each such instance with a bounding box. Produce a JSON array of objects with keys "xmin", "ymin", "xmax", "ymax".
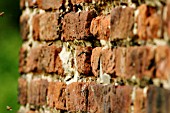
[
  {"xmin": 32, "ymin": 13, "xmax": 60, "ymax": 41},
  {"xmin": 76, "ymin": 46, "xmax": 92, "ymax": 75},
  {"xmin": 66, "ymin": 82, "xmax": 89, "ymax": 111},
  {"xmin": 90, "ymin": 15, "xmax": 110, "ymax": 40},
  {"xmin": 18, "ymin": 78, "xmax": 27, "ymax": 105},
  {"xmin": 110, "ymin": 7, "xmax": 134, "ymax": 40},
  {"xmin": 91, "ymin": 47, "xmax": 102, "ymax": 77},
  {"xmin": 47, "ymin": 82, "xmax": 66, "ymax": 110},
  {"xmin": 101, "ymin": 48, "xmax": 115, "ymax": 76},
  {"xmin": 62, "ymin": 11, "xmax": 97, "ymax": 41}
]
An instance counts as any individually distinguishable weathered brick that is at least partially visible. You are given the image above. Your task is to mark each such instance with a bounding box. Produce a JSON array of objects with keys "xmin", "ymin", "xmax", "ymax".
[
  {"xmin": 76, "ymin": 46, "xmax": 92, "ymax": 75},
  {"xmin": 126, "ymin": 46, "xmax": 155, "ymax": 79},
  {"xmin": 28, "ymin": 79, "xmax": 48, "ymax": 106},
  {"xmin": 47, "ymin": 82, "xmax": 66, "ymax": 110},
  {"xmin": 155, "ymin": 46, "xmax": 170, "ymax": 80},
  {"xmin": 110, "ymin": 7, "xmax": 134, "ymax": 40},
  {"xmin": 18, "ymin": 78, "xmax": 27, "ymax": 105},
  {"xmin": 26, "ymin": 45, "xmax": 63, "ymax": 74},
  {"xmin": 37, "ymin": 46, "xmax": 62, "ymax": 73},
  {"xmin": 146, "ymin": 86, "xmax": 170, "ymax": 113},
  {"xmin": 26, "ymin": 46, "xmax": 41, "ymax": 72},
  {"xmin": 36, "ymin": 0, "xmax": 65, "ymax": 10},
  {"xmin": 91, "ymin": 47, "xmax": 102, "ymax": 77},
  {"xmin": 88, "ymin": 84, "xmax": 132, "ymax": 113},
  {"xmin": 109, "ymin": 85, "xmax": 132, "ymax": 113},
  {"xmin": 19, "ymin": 48, "xmax": 27, "ymax": 74},
  {"xmin": 101, "ymin": 48, "xmax": 115, "ymax": 76},
  {"xmin": 32, "ymin": 12, "xmax": 60, "ymax": 41},
  {"xmin": 115, "ymin": 47, "xmax": 126, "ymax": 78},
  {"xmin": 28, "ymin": 80, "xmax": 40, "ymax": 105},
  {"xmin": 66, "ymin": 82, "xmax": 89, "ymax": 111},
  {"xmin": 137, "ymin": 4, "xmax": 162, "ymax": 40},
  {"xmin": 20, "ymin": 14, "xmax": 29, "ymax": 41},
  {"xmin": 88, "ymin": 84, "xmax": 104, "ymax": 113},
  {"xmin": 134, "ymin": 88, "xmax": 146, "ymax": 113},
  {"xmin": 90, "ymin": 15, "xmax": 110, "ymax": 40},
  {"xmin": 39, "ymin": 80, "xmax": 48, "ymax": 105},
  {"xmin": 62, "ymin": 11, "xmax": 97, "ymax": 41}
]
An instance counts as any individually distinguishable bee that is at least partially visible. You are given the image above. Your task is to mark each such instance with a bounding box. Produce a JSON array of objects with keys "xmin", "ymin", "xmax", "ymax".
[
  {"xmin": 0, "ymin": 12, "xmax": 4, "ymax": 16},
  {"xmin": 6, "ymin": 106, "xmax": 12, "ymax": 111}
]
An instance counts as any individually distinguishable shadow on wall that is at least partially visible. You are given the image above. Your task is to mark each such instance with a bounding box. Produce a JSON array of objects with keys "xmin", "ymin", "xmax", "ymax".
[{"xmin": 0, "ymin": 0, "xmax": 22, "ymax": 113}]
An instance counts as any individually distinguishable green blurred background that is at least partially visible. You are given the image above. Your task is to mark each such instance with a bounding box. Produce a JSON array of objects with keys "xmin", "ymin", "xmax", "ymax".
[{"xmin": 0, "ymin": 0, "xmax": 22, "ymax": 113}]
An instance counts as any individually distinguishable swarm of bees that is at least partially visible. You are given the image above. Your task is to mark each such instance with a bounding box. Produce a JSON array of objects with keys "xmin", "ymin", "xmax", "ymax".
[{"xmin": 0, "ymin": 12, "xmax": 4, "ymax": 16}]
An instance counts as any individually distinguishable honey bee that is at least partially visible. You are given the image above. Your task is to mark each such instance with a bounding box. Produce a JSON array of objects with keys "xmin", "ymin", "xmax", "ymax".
[
  {"xmin": 6, "ymin": 106, "xmax": 12, "ymax": 111},
  {"xmin": 0, "ymin": 12, "xmax": 4, "ymax": 16}
]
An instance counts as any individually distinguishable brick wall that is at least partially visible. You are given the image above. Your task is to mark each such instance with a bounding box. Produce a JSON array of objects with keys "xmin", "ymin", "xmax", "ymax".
[{"xmin": 18, "ymin": 0, "xmax": 170, "ymax": 113}]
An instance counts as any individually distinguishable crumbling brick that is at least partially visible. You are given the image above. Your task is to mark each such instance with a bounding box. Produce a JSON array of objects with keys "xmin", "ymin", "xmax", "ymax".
[
  {"xmin": 76, "ymin": 46, "xmax": 92, "ymax": 75},
  {"xmin": 91, "ymin": 47, "xmax": 102, "ymax": 77},
  {"xmin": 90, "ymin": 15, "xmax": 110, "ymax": 40}
]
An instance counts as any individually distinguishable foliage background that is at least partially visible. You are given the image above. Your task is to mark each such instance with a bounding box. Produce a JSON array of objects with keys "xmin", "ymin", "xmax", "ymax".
[{"xmin": 0, "ymin": 0, "xmax": 21, "ymax": 112}]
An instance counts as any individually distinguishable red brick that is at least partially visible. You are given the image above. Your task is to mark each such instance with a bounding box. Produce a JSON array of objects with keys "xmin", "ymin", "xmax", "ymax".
[
  {"xmin": 109, "ymin": 85, "xmax": 132, "ymax": 113},
  {"xmin": 115, "ymin": 47, "xmax": 126, "ymax": 77},
  {"xmin": 126, "ymin": 46, "xmax": 155, "ymax": 79},
  {"xmin": 28, "ymin": 80, "xmax": 40, "ymax": 105},
  {"xmin": 101, "ymin": 48, "xmax": 116, "ymax": 76},
  {"xmin": 39, "ymin": 80, "xmax": 48, "ymax": 105},
  {"xmin": 137, "ymin": 4, "xmax": 162, "ymax": 40},
  {"xmin": 91, "ymin": 47, "xmax": 102, "ymax": 77},
  {"xmin": 20, "ymin": 0, "xmax": 25, "ymax": 9},
  {"xmin": 110, "ymin": 7, "xmax": 134, "ymax": 40},
  {"xmin": 37, "ymin": 45, "xmax": 62, "ymax": 73},
  {"xmin": 90, "ymin": 15, "xmax": 110, "ymax": 40},
  {"xmin": 18, "ymin": 78, "xmax": 27, "ymax": 105},
  {"xmin": 146, "ymin": 86, "xmax": 170, "ymax": 113},
  {"xmin": 134, "ymin": 88, "xmax": 146, "ymax": 113},
  {"xmin": 47, "ymin": 82, "xmax": 66, "ymax": 110},
  {"xmin": 32, "ymin": 12, "xmax": 60, "ymax": 41},
  {"xmin": 19, "ymin": 48, "xmax": 27, "ymax": 74},
  {"xmin": 20, "ymin": 14, "xmax": 29, "ymax": 41},
  {"xmin": 155, "ymin": 46, "xmax": 170, "ymax": 80},
  {"xmin": 26, "ymin": 46, "xmax": 41, "ymax": 72},
  {"xmin": 62, "ymin": 11, "xmax": 97, "ymax": 41},
  {"xmin": 36, "ymin": 0, "xmax": 65, "ymax": 10},
  {"xmin": 66, "ymin": 82, "xmax": 89, "ymax": 111},
  {"xmin": 28, "ymin": 79, "xmax": 48, "ymax": 106},
  {"xmin": 88, "ymin": 84, "xmax": 132, "ymax": 113},
  {"xmin": 76, "ymin": 46, "xmax": 92, "ymax": 75},
  {"xmin": 88, "ymin": 84, "xmax": 104, "ymax": 113},
  {"xmin": 26, "ymin": 45, "xmax": 63, "ymax": 74}
]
